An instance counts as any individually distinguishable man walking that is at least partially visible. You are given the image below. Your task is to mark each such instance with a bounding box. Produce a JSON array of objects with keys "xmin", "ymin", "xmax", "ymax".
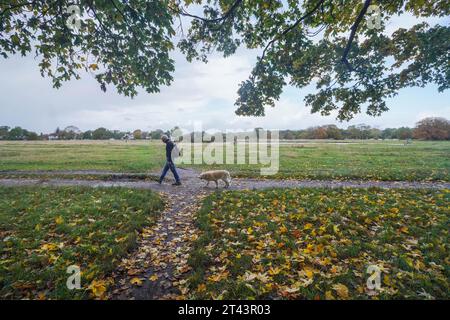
[{"xmin": 158, "ymin": 135, "xmax": 181, "ymax": 186}]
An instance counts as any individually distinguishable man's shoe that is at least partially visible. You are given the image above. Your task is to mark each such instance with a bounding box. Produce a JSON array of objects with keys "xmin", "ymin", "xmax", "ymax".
[
  {"xmin": 158, "ymin": 180, "xmax": 162, "ymax": 185},
  {"xmin": 172, "ymin": 181, "xmax": 181, "ymax": 186}
]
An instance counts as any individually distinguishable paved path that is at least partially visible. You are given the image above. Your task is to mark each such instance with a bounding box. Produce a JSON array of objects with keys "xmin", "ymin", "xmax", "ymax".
[{"xmin": 0, "ymin": 169, "xmax": 448, "ymax": 299}]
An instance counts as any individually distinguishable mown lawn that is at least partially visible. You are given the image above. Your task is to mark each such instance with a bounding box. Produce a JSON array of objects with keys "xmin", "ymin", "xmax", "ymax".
[
  {"xmin": 190, "ymin": 140, "xmax": 450, "ymax": 181},
  {"xmin": 188, "ymin": 188, "xmax": 449, "ymax": 299},
  {"xmin": 0, "ymin": 140, "xmax": 449, "ymax": 181},
  {"xmin": 0, "ymin": 186, "xmax": 164, "ymax": 299},
  {"xmin": 0, "ymin": 141, "xmax": 450, "ymax": 181},
  {"xmin": 0, "ymin": 140, "xmax": 165, "ymax": 172}
]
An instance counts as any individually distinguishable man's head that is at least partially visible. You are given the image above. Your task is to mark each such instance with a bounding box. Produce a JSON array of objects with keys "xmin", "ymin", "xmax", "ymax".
[{"xmin": 161, "ymin": 135, "xmax": 169, "ymax": 143}]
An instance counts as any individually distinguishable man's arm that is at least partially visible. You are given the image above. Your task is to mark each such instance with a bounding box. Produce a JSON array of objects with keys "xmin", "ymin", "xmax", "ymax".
[{"xmin": 166, "ymin": 140, "xmax": 174, "ymax": 162}]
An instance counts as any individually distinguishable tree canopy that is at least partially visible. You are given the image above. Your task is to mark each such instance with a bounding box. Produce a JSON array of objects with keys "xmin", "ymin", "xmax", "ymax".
[{"xmin": 1, "ymin": 0, "xmax": 448, "ymax": 120}]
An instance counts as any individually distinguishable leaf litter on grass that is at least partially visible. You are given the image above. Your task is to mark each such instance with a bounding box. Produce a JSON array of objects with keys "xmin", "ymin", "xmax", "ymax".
[{"xmin": 109, "ymin": 191, "xmax": 209, "ymax": 299}]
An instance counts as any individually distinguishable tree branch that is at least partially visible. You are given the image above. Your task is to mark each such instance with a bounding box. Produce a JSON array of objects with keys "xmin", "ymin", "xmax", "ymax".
[
  {"xmin": 0, "ymin": 1, "xmax": 35, "ymax": 19},
  {"xmin": 169, "ymin": 0, "xmax": 243, "ymax": 24},
  {"xmin": 259, "ymin": 0, "xmax": 326, "ymax": 63},
  {"xmin": 341, "ymin": 0, "xmax": 372, "ymax": 71}
]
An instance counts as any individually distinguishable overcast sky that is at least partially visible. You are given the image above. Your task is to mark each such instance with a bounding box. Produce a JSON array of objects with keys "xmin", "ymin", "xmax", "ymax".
[{"xmin": 0, "ymin": 11, "xmax": 449, "ymax": 134}]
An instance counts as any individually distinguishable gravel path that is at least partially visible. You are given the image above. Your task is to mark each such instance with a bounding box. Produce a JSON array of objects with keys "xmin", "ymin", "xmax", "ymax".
[
  {"xmin": 1, "ymin": 178, "xmax": 448, "ymax": 190},
  {"xmin": 1, "ymin": 168, "xmax": 448, "ymax": 300},
  {"xmin": 0, "ymin": 168, "xmax": 448, "ymax": 191}
]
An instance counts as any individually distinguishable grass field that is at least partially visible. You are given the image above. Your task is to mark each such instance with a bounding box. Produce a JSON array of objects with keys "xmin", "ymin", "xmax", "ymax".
[
  {"xmin": 0, "ymin": 140, "xmax": 166, "ymax": 172},
  {"xmin": 0, "ymin": 186, "xmax": 164, "ymax": 299},
  {"xmin": 188, "ymin": 188, "xmax": 450, "ymax": 299},
  {"xmin": 0, "ymin": 140, "xmax": 448, "ymax": 300},
  {"xmin": 0, "ymin": 140, "xmax": 449, "ymax": 181}
]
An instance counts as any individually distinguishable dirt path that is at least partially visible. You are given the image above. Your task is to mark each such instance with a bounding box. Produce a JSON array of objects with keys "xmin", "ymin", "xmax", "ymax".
[
  {"xmin": 109, "ymin": 191, "xmax": 208, "ymax": 299},
  {"xmin": 0, "ymin": 168, "xmax": 449, "ymax": 299},
  {"xmin": 0, "ymin": 168, "xmax": 449, "ymax": 190}
]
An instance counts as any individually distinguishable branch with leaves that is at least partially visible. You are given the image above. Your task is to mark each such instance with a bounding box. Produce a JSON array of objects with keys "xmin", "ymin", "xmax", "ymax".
[{"xmin": 0, "ymin": 0, "xmax": 448, "ymax": 120}]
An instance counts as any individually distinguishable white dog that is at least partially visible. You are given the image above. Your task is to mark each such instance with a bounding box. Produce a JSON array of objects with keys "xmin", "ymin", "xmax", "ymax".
[{"xmin": 199, "ymin": 170, "xmax": 231, "ymax": 188}]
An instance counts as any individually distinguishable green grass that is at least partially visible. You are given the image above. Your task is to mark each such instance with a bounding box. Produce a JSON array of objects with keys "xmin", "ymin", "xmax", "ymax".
[
  {"xmin": 188, "ymin": 188, "xmax": 450, "ymax": 299},
  {"xmin": 0, "ymin": 140, "xmax": 449, "ymax": 181},
  {"xmin": 0, "ymin": 186, "xmax": 164, "ymax": 299},
  {"xmin": 189, "ymin": 140, "xmax": 450, "ymax": 181},
  {"xmin": 0, "ymin": 140, "xmax": 165, "ymax": 172}
]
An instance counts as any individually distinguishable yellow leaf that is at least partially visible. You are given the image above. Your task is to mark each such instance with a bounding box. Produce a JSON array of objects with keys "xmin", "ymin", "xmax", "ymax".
[
  {"xmin": 37, "ymin": 292, "xmax": 46, "ymax": 300},
  {"xmin": 268, "ymin": 267, "xmax": 281, "ymax": 276},
  {"xmin": 325, "ymin": 290, "xmax": 335, "ymax": 300},
  {"xmin": 40, "ymin": 243, "xmax": 58, "ymax": 251},
  {"xmin": 304, "ymin": 223, "xmax": 313, "ymax": 230},
  {"xmin": 149, "ymin": 274, "xmax": 158, "ymax": 281},
  {"xmin": 55, "ymin": 216, "xmax": 64, "ymax": 225},
  {"xmin": 332, "ymin": 283, "xmax": 349, "ymax": 299},
  {"xmin": 89, "ymin": 280, "xmax": 107, "ymax": 298},
  {"xmin": 399, "ymin": 226, "xmax": 409, "ymax": 234},
  {"xmin": 333, "ymin": 225, "xmax": 340, "ymax": 234},
  {"xmin": 304, "ymin": 268, "xmax": 314, "ymax": 279},
  {"xmin": 89, "ymin": 63, "xmax": 98, "ymax": 70},
  {"xmin": 303, "ymin": 243, "xmax": 314, "ymax": 254},
  {"xmin": 383, "ymin": 275, "xmax": 392, "ymax": 286},
  {"xmin": 279, "ymin": 225, "xmax": 288, "ymax": 234},
  {"xmin": 130, "ymin": 277, "xmax": 143, "ymax": 286}
]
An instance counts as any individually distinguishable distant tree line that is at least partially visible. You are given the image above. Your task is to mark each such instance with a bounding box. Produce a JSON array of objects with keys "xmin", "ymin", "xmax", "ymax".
[
  {"xmin": 0, "ymin": 118, "xmax": 449, "ymax": 141},
  {"xmin": 0, "ymin": 126, "xmax": 39, "ymax": 140},
  {"xmin": 277, "ymin": 118, "xmax": 449, "ymax": 141},
  {"xmin": 0, "ymin": 125, "xmax": 169, "ymax": 141}
]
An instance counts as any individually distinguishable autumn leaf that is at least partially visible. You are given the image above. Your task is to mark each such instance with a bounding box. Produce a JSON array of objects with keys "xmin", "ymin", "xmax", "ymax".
[
  {"xmin": 197, "ymin": 283, "xmax": 206, "ymax": 292},
  {"xmin": 325, "ymin": 291, "xmax": 335, "ymax": 300},
  {"xmin": 115, "ymin": 235, "xmax": 127, "ymax": 243},
  {"xmin": 89, "ymin": 280, "xmax": 107, "ymax": 298},
  {"xmin": 130, "ymin": 277, "xmax": 143, "ymax": 286},
  {"xmin": 40, "ymin": 243, "xmax": 58, "ymax": 252},
  {"xmin": 390, "ymin": 208, "xmax": 400, "ymax": 214},
  {"xmin": 333, "ymin": 283, "xmax": 349, "ymax": 299},
  {"xmin": 304, "ymin": 268, "xmax": 314, "ymax": 279},
  {"xmin": 399, "ymin": 226, "xmax": 409, "ymax": 234}
]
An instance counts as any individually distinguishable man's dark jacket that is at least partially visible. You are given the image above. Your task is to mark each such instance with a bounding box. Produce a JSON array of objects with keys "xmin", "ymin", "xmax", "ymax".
[{"xmin": 165, "ymin": 140, "xmax": 175, "ymax": 162}]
